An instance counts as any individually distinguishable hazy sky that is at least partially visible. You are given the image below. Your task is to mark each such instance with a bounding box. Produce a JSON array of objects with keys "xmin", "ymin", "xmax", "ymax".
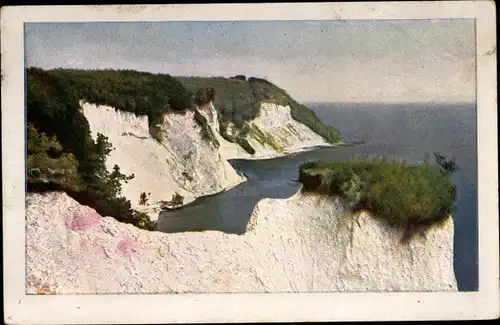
[{"xmin": 25, "ymin": 19, "xmax": 476, "ymax": 103}]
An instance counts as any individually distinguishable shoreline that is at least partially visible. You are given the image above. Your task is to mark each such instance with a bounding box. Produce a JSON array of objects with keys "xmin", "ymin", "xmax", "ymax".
[
  {"xmin": 226, "ymin": 141, "xmax": 358, "ymax": 162},
  {"xmin": 158, "ymin": 140, "xmax": 362, "ymax": 214}
]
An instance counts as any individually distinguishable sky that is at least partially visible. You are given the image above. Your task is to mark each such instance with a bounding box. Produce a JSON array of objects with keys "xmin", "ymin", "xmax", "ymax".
[{"xmin": 25, "ymin": 19, "xmax": 476, "ymax": 104}]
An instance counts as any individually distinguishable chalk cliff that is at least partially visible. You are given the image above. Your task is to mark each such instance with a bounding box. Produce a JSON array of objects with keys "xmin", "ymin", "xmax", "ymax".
[
  {"xmin": 81, "ymin": 101, "xmax": 245, "ymax": 221},
  {"xmin": 201, "ymin": 102, "xmax": 330, "ymax": 160},
  {"xmin": 82, "ymin": 100, "xmax": 331, "ymax": 220},
  {"xmin": 25, "ymin": 191, "xmax": 457, "ymax": 294}
]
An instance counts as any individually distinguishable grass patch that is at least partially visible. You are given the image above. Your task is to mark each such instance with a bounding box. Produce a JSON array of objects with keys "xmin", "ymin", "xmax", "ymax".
[
  {"xmin": 298, "ymin": 155, "xmax": 458, "ymax": 241},
  {"xmin": 160, "ymin": 192, "xmax": 185, "ymax": 209}
]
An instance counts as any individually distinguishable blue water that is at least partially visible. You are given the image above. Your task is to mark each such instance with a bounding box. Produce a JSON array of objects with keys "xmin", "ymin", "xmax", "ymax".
[{"xmin": 158, "ymin": 102, "xmax": 478, "ymax": 291}]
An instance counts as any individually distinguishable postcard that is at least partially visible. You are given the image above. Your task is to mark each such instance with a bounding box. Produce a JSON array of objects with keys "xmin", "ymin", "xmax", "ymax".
[{"xmin": 2, "ymin": 2, "xmax": 498, "ymax": 323}]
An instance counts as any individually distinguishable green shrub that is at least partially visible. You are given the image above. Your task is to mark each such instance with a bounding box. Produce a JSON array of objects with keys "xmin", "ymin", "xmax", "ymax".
[
  {"xmin": 171, "ymin": 192, "xmax": 184, "ymax": 207},
  {"xmin": 160, "ymin": 192, "xmax": 185, "ymax": 209},
  {"xmin": 139, "ymin": 192, "xmax": 148, "ymax": 205},
  {"xmin": 194, "ymin": 87, "xmax": 216, "ymax": 106},
  {"xmin": 298, "ymin": 154, "xmax": 458, "ymax": 237},
  {"xmin": 130, "ymin": 211, "xmax": 157, "ymax": 231}
]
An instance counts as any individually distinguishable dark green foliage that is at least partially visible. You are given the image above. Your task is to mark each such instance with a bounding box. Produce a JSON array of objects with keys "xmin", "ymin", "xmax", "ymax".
[
  {"xmin": 230, "ymin": 75, "xmax": 247, "ymax": 81},
  {"xmin": 298, "ymin": 154, "xmax": 458, "ymax": 239},
  {"xmin": 27, "ymin": 124, "xmax": 80, "ymax": 191},
  {"xmin": 194, "ymin": 87, "xmax": 216, "ymax": 106},
  {"xmin": 248, "ymin": 77, "xmax": 272, "ymax": 84},
  {"xmin": 434, "ymin": 152, "xmax": 459, "ymax": 176},
  {"xmin": 171, "ymin": 192, "xmax": 184, "ymax": 207},
  {"xmin": 131, "ymin": 211, "xmax": 157, "ymax": 231},
  {"xmin": 177, "ymin": 76, "xmax": 342, "ymax": 144},
  {"xmin": 219, "ymin": 121, "xmax": 236, "ymax": 143},
  {"xmin": 160, "ymin": 192, "xmax": 185, "ymax": 209},
  {"xmin": 178, "ymin": 76, "xmax": 259, "ymax": 128},
  {"xmin": 139, "ymin": 192, "xmax": 148, "ymax": 205},
  {"xmin": 235, "ymin": 137, "xmax": 256, "ymax": 155},
  {"xmin": 28, "ymin": 67, "xmax": 193, "ymax": 127}
]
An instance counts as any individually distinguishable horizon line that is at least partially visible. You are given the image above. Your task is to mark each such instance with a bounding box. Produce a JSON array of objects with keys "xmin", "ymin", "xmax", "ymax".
[
  {"xmin": 25, "ymin": 66, "xmax": 476, "ymax": 106},
  {"xmin": 305, "ymin": 101, "xmax": 476, "ymax": 105}
]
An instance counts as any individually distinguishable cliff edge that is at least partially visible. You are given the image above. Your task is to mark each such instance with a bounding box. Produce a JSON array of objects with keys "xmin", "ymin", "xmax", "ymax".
[{"xmin": 26, "ymin": 190, "xmax": 457, "ymax": 294}]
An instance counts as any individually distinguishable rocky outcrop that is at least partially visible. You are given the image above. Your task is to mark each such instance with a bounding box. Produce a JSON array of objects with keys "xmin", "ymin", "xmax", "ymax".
[
  {"xmin": 81, "ymin": 101, "xmax": 245, "ymax": 221},
  {"xmin": 200, "ymin": 102, "xmax": 331, "ymax": 161},
  {"xmin": 26, "ymin": 191, "xmax": 457, "ymax": 294}
]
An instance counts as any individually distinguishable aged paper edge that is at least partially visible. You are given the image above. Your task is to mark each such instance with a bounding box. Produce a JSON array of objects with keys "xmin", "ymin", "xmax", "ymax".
[{"xmin": 1, "ymin": 2, "xmax": 498, "ymax": 323}]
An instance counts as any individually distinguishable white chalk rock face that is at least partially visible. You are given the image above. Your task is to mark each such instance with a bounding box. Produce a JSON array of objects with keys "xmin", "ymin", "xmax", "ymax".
[
  {"xmin": 81, "ymin": 101, "xmax": 244, "ymax": 221},
  {"xmin": 253, "ymin": 102, "xmax": 328, "ymax": 151},
  {"xmin": 198, "ymin": 103, "xmax": 254, "ymax": 160},
  {"xmin": 26, "ymin": 191, "xmax": 457, "ymax": 294},
  {"xmin": 209, "ymin": 102, "xmax": 331, "ymax": 160}
]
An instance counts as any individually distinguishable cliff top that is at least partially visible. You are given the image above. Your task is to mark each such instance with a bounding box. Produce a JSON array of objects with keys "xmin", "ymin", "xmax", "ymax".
[
  {"xmin": 177, "ymin": 75, "xmax": 342, "ymax": 144},
  {"xmin": 298, "ymin": 157, "xmax": 458, "ymax": 240}
]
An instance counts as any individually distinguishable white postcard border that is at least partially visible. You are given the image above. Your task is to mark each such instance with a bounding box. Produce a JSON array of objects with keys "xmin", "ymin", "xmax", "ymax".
[{"xmin": 2, "ymin": 2, "xmax": 498, "ymax": 323}]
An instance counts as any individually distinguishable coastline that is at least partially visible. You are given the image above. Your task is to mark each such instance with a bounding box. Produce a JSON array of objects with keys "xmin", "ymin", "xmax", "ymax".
[
  {"xmin": 158, "ymin": 140, "xmax": 360, "ymax": 214},
  {"xmin": 225, "ymin": 141, "xmax": 355, "ymax": 162}
]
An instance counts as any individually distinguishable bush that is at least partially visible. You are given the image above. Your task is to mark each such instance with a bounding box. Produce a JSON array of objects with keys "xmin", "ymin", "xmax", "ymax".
[
  {"xmin": 298, "ymin": 154, "xmax": 458, "ymax": 238},
  {"xmin": 160, "ymin": 192, "xmax": 185, "ymax": 209},
  {"xmin": 434, "ymin": 152, "xmax": 459, "ymax": 175},
  {"xmin": 139, "ymin": 192, "xmax": 148, "ymax": 205},
  {"xmin": 130, "ymin": 211, "xmax": 157, "ymax": 231},
  {"xmin": 171, "ymin": 192, "xmax": 184, "ymax": 207},
  {"xmin": 194, "ymin": 87, "xmax": 216, "ymax": 106}
]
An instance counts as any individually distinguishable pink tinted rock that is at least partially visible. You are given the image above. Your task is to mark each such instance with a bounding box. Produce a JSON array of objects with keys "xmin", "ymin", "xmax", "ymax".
[
  {"xmin": 65, "ymin": 208, "xmax": 101, "ymax": 231},
  {"xmin": 117, "ymin": 236, "xmax": 138, "ymax": 257}
]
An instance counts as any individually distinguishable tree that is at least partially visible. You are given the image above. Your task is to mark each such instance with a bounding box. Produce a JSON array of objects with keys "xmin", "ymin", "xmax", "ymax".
[
  {"xmin": 139, "ymin": 192, "xmax": 148, "ymax": 205},
  {"xmin": 434, "ymin": 152, "xmax": 459, "ymax": 175},
  {"xmin": 171, "ymin": 192, "xmax": 184, "ymax": 207}
]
